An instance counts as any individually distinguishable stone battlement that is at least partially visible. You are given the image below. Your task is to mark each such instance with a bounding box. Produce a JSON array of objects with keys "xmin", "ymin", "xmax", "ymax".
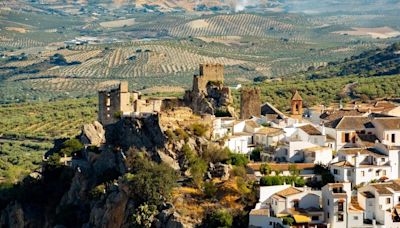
[{"xmin": 193, "ymin": 63, "xmax": 224, "ymax": 93}]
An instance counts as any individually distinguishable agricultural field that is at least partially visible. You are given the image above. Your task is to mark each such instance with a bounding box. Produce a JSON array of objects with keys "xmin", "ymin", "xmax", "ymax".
[{"xmin": 1, "ymin": 0, "xmax": 400, "ymax": 103}]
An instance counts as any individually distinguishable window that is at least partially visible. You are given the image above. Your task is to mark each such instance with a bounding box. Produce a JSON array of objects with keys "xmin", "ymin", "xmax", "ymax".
[
  {"xmin": 383, "ymin": 170, "xmax": 387, "ymax": 176},
  {"xmin": 345, "ymin": 133, "xmax": 350, "ymax": 143},
  {"xmin": 334, "ymin": 169, "xmax": 338, "ymax": 175},
  {"xmin": 327, "ymin": 212, "xmax": 330, "ymax": 219},
  {"xmin": 292, "ymin": 200, "xmax": 299, "ymax": 208},
  {"xmin": 392, "ymin": 134, "xmax": 396, "ymax": 143},
  {"xmin": 376, "ymin": 170, "xmax": 380, "ymax": 177},
  {"xmin": 381, "ymin": 158, "xmax": 385, "ymax": 162},
  {"xmin": 338, "ymin": 202, "xmax": 344, "ymax": 212},
  {"xmin": 312, "ymin": 216, "xmax": 319, "ymax": 221},
  {"xmin": 361, "ymin": 171, "xmax": 365, "ymax": 177},
  {"xmin": 327, "ymin": 199, "xmax": 330, "ymax": 206},
  {"xmin": 387, "ymin": 198, "xmax": 391, "ymax": 204},
  {"xmin": 347, "ymin": 170, "xmax": 351, "ymax": 177},
  {"xmin": 398, "ymin": 196, "xmax": 400, "ymax": 202},
  {"xmin": 338, "ymin": 213, "xmax": 344, "ymax": 222},
  {"xmin": 354, "ymin": 216, "xmax": 359, "ymax": 220},
  {"xmin": 269, "ymin": 222, "xmax": 273, "ymax": 225}
]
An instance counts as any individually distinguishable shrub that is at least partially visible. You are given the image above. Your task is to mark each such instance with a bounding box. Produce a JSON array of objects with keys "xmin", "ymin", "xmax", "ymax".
[
  {"xmin": 190, "ymin": 157, "xmax": 208, "ymax": 188},
  {"xmin": 190, "ymin": 123, "xmax": 208, "ymax": 137},
  {"xmin": 113, "ymin": 111, "xmax": 123, "ymax": 119},
  {"xmin": 250, "ymin": 147, "xmax": 262, "ymax": 161},
  {"xmin": 88, "ymin": 184, "xmax": 106, "ymax": 200},
  {"xmin": 202, "ymin": 145, "xmax": 230, "ymax": 164},
  {"xmin": 282, "ymin": 216, "xmax": 294, "ymax": 226},
  {"xmin": 203, "ymin": 181, "xmax": 217, "ymax": 198},
  {"xmin": 260, "ymin": 176, "xmax": 283, "ymax": 186},
  {"xmin": 131, "ymin": 203, "xmax": 158, "ymax": 228},
  {"xmin": 236, "ymin": 177, "xmax": 250, "ymax": 195},
  {"xmin": 165, "ymin": 129, "xmax": 177, "ymax": 140},
  {"xmin": 203, "ymin": 209, "xmax": 233, "ymax": 228},
  {"xmin": 59, "ymin": 138, "xmax": 84, "ymax": 157},
  {"xmin": 259, "ymin": 163, "xmax": 271, "ymax": 175},
  {"xmin": 232, "ymin": 166, "xmax": 246, "ymax": 178},
  {"xmin": 175, "ymin": 128, "xmax": 189, "ymax": 142},
  {"xmin": 125, "ymin": 155, "xmax": 177, "ymax": 207},
  {"xmin": 228, "ymin": 153, "xmax": 248, "ymax": 167}
]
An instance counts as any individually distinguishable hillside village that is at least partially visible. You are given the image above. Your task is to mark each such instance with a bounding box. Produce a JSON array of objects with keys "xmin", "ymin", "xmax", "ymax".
[{"xmin": 55, "ymin": 63, "xmax": 400, "ymax": 228}]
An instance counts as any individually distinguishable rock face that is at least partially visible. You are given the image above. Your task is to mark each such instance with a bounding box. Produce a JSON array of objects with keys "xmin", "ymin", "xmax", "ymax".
[
  {"xmin": 209, "ymin": 162, "xmax": 230, "ymax": 181},
  {"xmin": 80, "ymin": 121, "xmax": 106, "ymax": 146},
  {"xmin": 184, "ymin": 81, "xmax": 235, "ymax": 117},
  {"xmin": 105, "ymin": 115, "xmax": 166, "ymax": 152}
]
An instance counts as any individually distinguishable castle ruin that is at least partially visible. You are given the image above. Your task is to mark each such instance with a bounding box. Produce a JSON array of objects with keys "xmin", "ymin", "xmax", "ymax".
[
  {"xmin": 185, "ymin": 64, "xmax": 234, "ymax": 117},
  {"xmin": 240, "ymin": 87, "xmax": 261, "ymax": 119},
  {"xmin": 98, "ymin": 81, "xmax": 163, "ymax": 125}
]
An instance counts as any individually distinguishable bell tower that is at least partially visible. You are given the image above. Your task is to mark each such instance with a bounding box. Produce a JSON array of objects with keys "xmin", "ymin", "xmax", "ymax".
[{"xmin": 291, "ymin": 90, "xmax": 303, "ymax": 118}]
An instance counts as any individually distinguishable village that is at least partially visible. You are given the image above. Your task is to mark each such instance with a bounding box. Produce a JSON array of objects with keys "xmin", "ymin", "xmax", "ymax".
[{"xmin": 89, "ymin": 63, "xmax": 400, "ymax": 228}]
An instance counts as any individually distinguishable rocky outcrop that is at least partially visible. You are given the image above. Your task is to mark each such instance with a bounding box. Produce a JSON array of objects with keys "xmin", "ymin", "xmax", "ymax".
[
  {"xmin": 208, "ymin": 162, "xmax": 230, "ymax": 181},
  {"xmin": 80, "ymin": 121, "xmax": 106, "ymax": 146},
  {"xmin": 105, "ymin": 115, "xmax": 166, "ymax": 152},
  {"xmin": 184, "ymin": 82, "xmax": 235, "ymax": 117}
]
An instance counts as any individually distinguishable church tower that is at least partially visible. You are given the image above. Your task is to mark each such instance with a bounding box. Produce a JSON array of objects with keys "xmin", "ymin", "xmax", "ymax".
[{"xmin": 291, "ymin": 90, "xmax": 303, "ymax": 118}]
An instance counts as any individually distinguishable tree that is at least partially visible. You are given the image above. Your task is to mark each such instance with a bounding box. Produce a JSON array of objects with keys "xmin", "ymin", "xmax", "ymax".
[
  {"xmin": 288, "ymin": 164, "xmax": 299, "ymax": 176},
  {"xmin": 125, "ymin": 155, "xmax": 177, "ymax": 207},
  {"xmin": 59, "ymin": 138, "xmax": 84, "ymax": 157},
  {"xmin": 250, "ymin": 147, "xmax": 262, "ymax": 161},
  {"xmin": 203, "ymin": 181, "xmax": 217, "ymax": 198},
  {"xmin": 131, "ymin": 203, "xmax": 158, "ymax": 228},
  {"xmin": 190, "ymin": 158, "xmax": 208, "ymax": 188}
]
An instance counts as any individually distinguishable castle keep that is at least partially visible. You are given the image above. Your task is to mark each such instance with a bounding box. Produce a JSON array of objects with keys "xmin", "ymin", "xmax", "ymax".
[
  {"xmin": 240, "ymin": 87, "xmax": 261, "ymax": 119},
  {"xmin": 192, "ymin": 63, "xmax": 224, "ymax": 93}
]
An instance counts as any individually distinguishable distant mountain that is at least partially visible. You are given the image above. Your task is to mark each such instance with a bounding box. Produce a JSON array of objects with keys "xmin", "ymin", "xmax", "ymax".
[{"xmin": 305, "ymin": 42, "xmax": 400, "ymax": 79}]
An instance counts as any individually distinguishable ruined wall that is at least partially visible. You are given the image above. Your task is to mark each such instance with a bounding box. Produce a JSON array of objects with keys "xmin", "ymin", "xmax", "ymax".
[
  {"xmin": 193, "ymin": 64, "xmax": 224, "ymax": 93},
  {"xmin": 98, "ymin": 88, "xmax": 122, "ymax": 126},
  {"xmin": 240, "ymin": 87, "xmax": 261, "ymax": 119}
]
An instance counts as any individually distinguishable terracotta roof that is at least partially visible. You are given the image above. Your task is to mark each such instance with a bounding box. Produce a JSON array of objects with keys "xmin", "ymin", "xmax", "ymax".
[
  {"xmin": 299, "ymin": 124, "xmax": 321, "ymax": 135},
  {"xmin": 360, "ymin": 191, "xmax": 375, "ymax": 198},
  {"xmin": 255, "ymin": 127, "xmax": 284, "ymax": 136},
  {"xmin": 370, "ymin": 180, "xmax": 400, "ymax": 195},
  {"xmin": 291, "ymin": 90, "xmax": 303, "ymax": 101},
  {"xmin": 245, "ymin": 120, "xmax": 260, "ymax": 128},
  {"xmin": 338, "ymin": 148, "xmax": 387, "ymax": 158},
  {"xmin": 357, "ymin": 134, "xmax": 379, "ymax": 147},
  {"xmin": 329, "ymin": 116, "xmax": 374, "ymax": 130},
  {"xmin": 247, "ymin": 163, "xmax": 315, "ymax": 171},
  {"xmin": 331, "ymin": 160, "xmax": 354, "ymax": 168},
  {"xmin": 373, "ymin": 118, "xmax": 400, "ymax": 130},
  {"xmin": 320, "ymin": 109, "xmax": 365, "ymax": 122},
  {"xmin": 350, "ymin": 196, "xmax": 364, "ymax": 212},
  {"xmin": 250, "ymin": 209, "xmax": 269, "ymax": 216},
  {"xmin": 275, "ymin": 186, "xmax": 303, "ymax": 198},
  {"xmin": 374, "ymin": 101, "xmax": 398, "ymax": 111}
]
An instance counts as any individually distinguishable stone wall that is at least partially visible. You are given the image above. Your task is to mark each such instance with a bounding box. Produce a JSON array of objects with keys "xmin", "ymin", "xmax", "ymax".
[{"xmin": 240, "ymin": 87, "xmax": 261, "ymax": 119}]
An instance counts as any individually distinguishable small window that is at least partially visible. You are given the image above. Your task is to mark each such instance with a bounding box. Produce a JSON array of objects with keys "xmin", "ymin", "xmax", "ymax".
[
  {"xmin": 327, "ymin": 199, "xmax": 330, "ymax": 206},
  {"xmin": 381, "ymin": 158, "xmax": 385, "ymax": 162},
  {"xmin": 338, "ymin": 213, "xmax": 344, "ymax": 222},
  {"xmin": 312, "ymin": 216, "xmax": 319, "ymax": 221},
  {"xmin": 361, "ymin": 171, "xmax": 365, "ymax": 177},
  {"xmin": 376, "ymin": 170, "xmax": 380, "ymax": 176},
  {"xmin": 392, "ymin": 134, "xmax": 396, "ymax": 143},
  {"xmin": 345, "ymin": 133, "xmax": 350, "ymax": 143},
  {"xmin": 338, "ymin": 202, "xmax": 344, "ymax": 212},
  {"xmin": 327, "ymin": 212, "xmax": 330, "ymax": 219},
  {"xmin": 398, "ymin": 196, "xmax": 400, "ymax": 202},
  {"xmin": 383, "ymin": 170, "xmax": 387, "ymax": 176},
  {"xmin": 334, "ymin": 169, "xmax": 338, "ymax": 175},
  {"xmin": 354, "ymin": 216, "xmax": 358, "ymax": 220},
  {"xmin": 269, "ymin": 222, "xmax": 273, "ymax": 225},
  {"xmin": 387, "ymin": 198, "xmax": 391, "ymax": 204}
]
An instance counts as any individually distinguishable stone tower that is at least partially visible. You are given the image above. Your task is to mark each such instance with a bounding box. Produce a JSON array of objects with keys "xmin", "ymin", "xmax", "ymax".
[
  {"xmin": 192, "ymin": 63, "xmax": 224, "ymax": 93},
  {"xmin": 291, "ymin": 90, "xmax": 303, "ymax": 118},
  {"xmin": 240, "ymin": 87, "xmax": 261, "ymax": 119},
  {"xmin": 98, "ymin": 81, "xmax": 133, "ymax": 126}
]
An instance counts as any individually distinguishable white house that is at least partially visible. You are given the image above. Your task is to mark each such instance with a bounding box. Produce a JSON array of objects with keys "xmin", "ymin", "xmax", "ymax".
[
  {"xmin": 249, "ymin": 185, "xmax": 324, "ymax": 228},
  {"xmin": 321, "ymin": 182, "xmax": 365, "ymax": 228},
  {"xmin": 358, "ymin": 180, "xmax": 400, "ymax": 227},
  {"xmin": 330, "ymin": 148, "xmax": 392, "ymax": 186}
]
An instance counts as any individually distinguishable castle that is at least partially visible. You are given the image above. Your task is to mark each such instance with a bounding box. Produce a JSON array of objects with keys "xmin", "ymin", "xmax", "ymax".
[
  {"xmin": 192, "ymin": 63, "xmax": 224, "ymax": 93},
  {"xmin": 98, "ymin": 81, "xmax": 163, "ymax": 125}
]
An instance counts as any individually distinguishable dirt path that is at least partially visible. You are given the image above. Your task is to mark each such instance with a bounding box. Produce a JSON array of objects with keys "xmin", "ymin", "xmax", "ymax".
[{"xmin": 343, "ymin": 82, "xmax": 359, "ymax": 99}]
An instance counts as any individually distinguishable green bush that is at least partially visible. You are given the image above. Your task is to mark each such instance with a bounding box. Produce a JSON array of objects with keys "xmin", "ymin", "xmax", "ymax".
[
  {"xmin": 175, "ymin": 128, "xmax": 189, "ymax": 142},
  {"xmin": 59, "ymin": 138, "xmax": 84, "ymax": 157},
  {"xmin": 259, "ymin": 163, "xmax": 271, "ymax": 175},
  {"xmin": 232, "ymin": 166, "xmax": 246, "ymax": 178},
  {"xmin": 228, "ymin": 153, "xmax": 248, "ymax": 167},
  {"xmin": 131, "ymin": 203, "xmax": 158, "ymax": 228},
  {"xmin": 203, "ymin": 209, "xmax": 233, "ymax": 228},
  {"xmin": 202, "ymin": 145, "xmax": 230, "ymax": 164},
  {"xmin": 203, "ymin": 181, "xmax": 217, "ymax": 198},
  {"xmin": 190, "ymin": 123, "xmax": 208, "ymax": 137},
  {"xmin": 282, "ymin": 216, "xmax": 295, "ymax": 226},
  {"xmin": 250, "ymin": 148, "xmax": 262, "ymax": 161}
]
